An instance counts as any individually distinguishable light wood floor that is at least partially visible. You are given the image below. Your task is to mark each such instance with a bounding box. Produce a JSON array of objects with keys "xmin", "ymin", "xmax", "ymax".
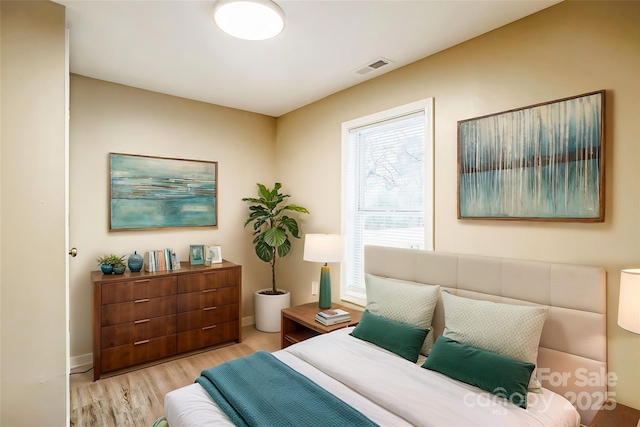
[{"xmin": 70, "ymin": 326, "xmax": 281, "ymax": 427}]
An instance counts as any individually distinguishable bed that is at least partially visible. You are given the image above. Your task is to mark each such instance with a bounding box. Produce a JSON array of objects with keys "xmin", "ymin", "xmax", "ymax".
[{"xmin": 164, "ymin": 246, "xmax": 607, "ymax": 426}]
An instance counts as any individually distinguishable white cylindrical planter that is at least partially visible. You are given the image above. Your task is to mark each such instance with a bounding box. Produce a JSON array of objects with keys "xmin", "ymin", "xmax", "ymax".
[{"xmin": 254, "ymin": 289, "xmax": 291, "ymax": 333}]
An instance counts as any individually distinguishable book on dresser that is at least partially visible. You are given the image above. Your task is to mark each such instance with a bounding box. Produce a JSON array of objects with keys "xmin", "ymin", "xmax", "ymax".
[
  {"xmin": 144, "ymin": 248, "xmax": 179, "ymax": 272},
  {"xmin": 315, "ymin": 308, "xmax": 351, "ymax": 326}
]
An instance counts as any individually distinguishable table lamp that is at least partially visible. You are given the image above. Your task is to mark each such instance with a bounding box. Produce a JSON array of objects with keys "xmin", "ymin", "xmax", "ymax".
[
  {"xmin": 303, "ymin": 234, "xmax": 346, "ymax": 309},
  {"xmin": 618, "ymin": 269, "xmax": 640, "ymax": 334}
]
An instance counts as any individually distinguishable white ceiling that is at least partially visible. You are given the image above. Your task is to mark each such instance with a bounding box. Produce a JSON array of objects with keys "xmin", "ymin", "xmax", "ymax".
[{"xmin": 57, "ymin": 0, "xmax": 561, "ymax": 117}]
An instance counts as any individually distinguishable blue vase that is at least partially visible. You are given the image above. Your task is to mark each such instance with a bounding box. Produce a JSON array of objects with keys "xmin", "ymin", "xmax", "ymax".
[
  {"xmin": 101, "ymin": 264, "xmax": 113, "ymax": 274},
  {"xmin": 128, "ymin": 251, "xmax": 143, "ymax": 272},
  {"xmin": 113, "ymin": 264, "xmax": 126, "ymax": 274}
]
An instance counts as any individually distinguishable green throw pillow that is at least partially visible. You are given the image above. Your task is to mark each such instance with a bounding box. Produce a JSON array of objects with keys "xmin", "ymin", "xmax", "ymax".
[
  {"xmin": 350, "ymin": 310, "xmax": 429, "ymax": 363},
  {"xmin": 422, "ymin": 336, "xmax": 535, "ymax": 409}
]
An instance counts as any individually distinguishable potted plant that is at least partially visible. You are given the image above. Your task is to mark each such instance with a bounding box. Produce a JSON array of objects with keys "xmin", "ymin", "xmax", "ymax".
[
  {"xmin": 97, "ymin": 254, "xmax": 126, "ymax": 274},
  {"xmin": 243, "ymin": 183, "xmax": 309, "ymax": 332}
]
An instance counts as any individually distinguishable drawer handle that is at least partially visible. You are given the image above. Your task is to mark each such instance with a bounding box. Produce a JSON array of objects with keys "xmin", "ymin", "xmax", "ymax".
[
  {"xmin": 134, "ymin": 298, "xmax": 150, "ymax": 303},
  {"xmin": 134, "ymin": 339, "xmax": 150, "ymax": 346},
  {"xmin": 203, "ymin": 306, "xmax": 218, "ymax": 311},
  {"xmin": 134, "ymin": 319, "xmax": 150, "ymax": 324},
  {"xmin": 202, "ymin": 289, "xmax": 218, "ymax": 293},
  {"xmin": 202, "ymin": 325, "xmax": 217, "ymax": 331},
  {"xmin": 134, "ymin": 279, "xmax": 150, "ymax": 283}
]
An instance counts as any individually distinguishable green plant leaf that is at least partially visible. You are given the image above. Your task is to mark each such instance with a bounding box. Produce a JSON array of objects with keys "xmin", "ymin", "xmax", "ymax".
[
  {"xmin": 253, "ymin": 219, "xmax": 266, "ymax": 231},
  {"xmin": 248, "ymin": 210, "xmax": 268, "ymax": 221},
  {"xmin": 280, "ymin": 216, "xmax": 300, "ymax": 238},
  {"xmin": 285, "ymin": 204, "xmax": 310, "ymax": 214},
  {"xmin": 244, "ymin": 214, "xmax": 263, "ymax": 228},
  {"xmin": 257, "ymin": 183, "xmax": 270, "ymax": 199},
  {"xmin": 277, "ymin": 238, "xmax": 291, "ymax": 258},
  {"xmin": 263, "ymin": 227, "xmax": 287, "ymax": 248},
  {"xmin": 255, "ymin": 239, "xmax": 274, "ymax": 263},
  {"xmin": 242, "ymin": 197, "xmax": 264, "ymax": 204},
  {"xmin": 264, "ymin": 194, "xmax": 283, "ymax": 210}
]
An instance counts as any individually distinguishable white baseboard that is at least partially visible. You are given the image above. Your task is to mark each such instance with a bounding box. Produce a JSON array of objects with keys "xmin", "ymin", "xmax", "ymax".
[
  {"xmin": 70, "ymin": 352, "xmax": 93, "ymax": 370},
  {"xmin": 70, "ymin": 316, "xmax": 256, "ymax": 370}
]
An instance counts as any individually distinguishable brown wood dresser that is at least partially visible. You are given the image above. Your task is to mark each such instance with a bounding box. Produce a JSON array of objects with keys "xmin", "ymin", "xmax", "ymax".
[{"xmin": 92, "ymin": 260, "xmax": 241, "ymax": 380}]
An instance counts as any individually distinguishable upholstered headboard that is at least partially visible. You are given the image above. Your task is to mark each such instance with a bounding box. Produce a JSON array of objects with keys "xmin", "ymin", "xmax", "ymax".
[{"xmin": 364, "ymin": 245, "xmax": 607, "ymax": 425}]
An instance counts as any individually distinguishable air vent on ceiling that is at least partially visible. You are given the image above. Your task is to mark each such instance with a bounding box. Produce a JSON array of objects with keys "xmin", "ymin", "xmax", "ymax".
[{"xmin": 354, "ymin": 57, "xmax": 394, "ymax": 75}]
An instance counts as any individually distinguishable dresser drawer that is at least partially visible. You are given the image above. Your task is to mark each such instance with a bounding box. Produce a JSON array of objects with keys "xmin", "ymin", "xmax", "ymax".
[
  {"xmin": 101, "ymin": 315, "xmax": 177, "ymax": 349},
  {"xmin": 177, "ymin": 303, "xmax": 239, "ymax": 332},
  {"xmin": 177, "ymin": 286, "xmax": 239, "ymax": 312},
  {"xmin": 177, "ymin": 268, "xmax": 240, "ymax": 293},
  {"xmin": 101, "ymin": 276, "xmax": 177, "ymax": 304},
  {"xmin": 101, "ymin": 295, "xmax": 177, "ymax": 326},
  {"xmin": 101, "ymin": 335, "xmax": 177, "ymax": 373},
  {"xmin": 177, "ymin": 320, "xmax": 239, "ymax": 353}
]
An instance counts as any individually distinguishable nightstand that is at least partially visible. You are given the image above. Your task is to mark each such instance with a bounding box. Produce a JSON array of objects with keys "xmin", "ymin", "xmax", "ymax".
[
  {"xmin": 589, "ymin": 401, "xmax": 640, "ymax": 427},
  {"xmin": 281, "ymin": 302, "xmax": 363, "ymax": 349}
]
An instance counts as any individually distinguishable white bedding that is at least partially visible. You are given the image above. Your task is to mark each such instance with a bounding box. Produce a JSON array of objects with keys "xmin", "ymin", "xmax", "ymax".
[{"xmin": 164, "ymin": 328, "xmax": 580, "ymax": 427}]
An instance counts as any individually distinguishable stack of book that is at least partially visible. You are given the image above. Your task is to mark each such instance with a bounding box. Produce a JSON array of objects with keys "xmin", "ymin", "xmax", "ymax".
[
  {"xmin": 145, "ymin": 249, "xmax": 180, "ymax": 272},
  {"xmin": 315, "ymin": 309, "xmax": 351, "ymax": 326}
]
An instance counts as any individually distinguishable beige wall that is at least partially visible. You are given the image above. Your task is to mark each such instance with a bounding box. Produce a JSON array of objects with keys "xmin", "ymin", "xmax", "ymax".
[
  {"xmin": 69, "ymin": 75, "xmax": 277, "ymax": 361},
  {"xmin": 276, "ymin": 0, "xmax": 640, "ymax": 410},
  {"xmin": 0, "ymin": 1, "xmax": 68, "ymax": 425}
]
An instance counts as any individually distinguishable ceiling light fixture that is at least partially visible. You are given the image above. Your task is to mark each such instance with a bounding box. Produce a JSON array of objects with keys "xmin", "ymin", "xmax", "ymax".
[{"xmin": 213, "ymin": 0, "xmax": 285, "ymax": 41}]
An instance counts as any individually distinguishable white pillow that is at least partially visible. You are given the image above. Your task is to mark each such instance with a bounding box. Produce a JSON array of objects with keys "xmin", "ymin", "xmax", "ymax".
[
  {"xmin": 365, "ymin": 274, "xmax": 439, "ymax": 356},
  {"xmin": 441, "ymin": 291, "xmax": 548, "ymax": 392}
]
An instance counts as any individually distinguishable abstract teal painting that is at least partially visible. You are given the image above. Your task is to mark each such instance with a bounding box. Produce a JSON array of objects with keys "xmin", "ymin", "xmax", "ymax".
[
  {"xmin": 458, "ymin": 91, "xmax": 604, "ymax": 222},
  {"xmin": 110, "ymin": 153, "xmax": 217, "ymax": 230}
]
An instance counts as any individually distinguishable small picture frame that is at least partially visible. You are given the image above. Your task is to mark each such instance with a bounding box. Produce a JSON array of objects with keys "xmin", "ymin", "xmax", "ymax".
[
  {"xmin": 206, "ymin": 245, "xmax": 222, "ymax": 264},
  {"xmin": 189, "ymin": 244, "xmax": 205, "ymax": 265}
]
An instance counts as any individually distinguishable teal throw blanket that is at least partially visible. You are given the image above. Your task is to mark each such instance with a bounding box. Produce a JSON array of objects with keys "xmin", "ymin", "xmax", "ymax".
[{"xmin": 196, "ymin": 350, "xmax": 379, "ymax": 427}]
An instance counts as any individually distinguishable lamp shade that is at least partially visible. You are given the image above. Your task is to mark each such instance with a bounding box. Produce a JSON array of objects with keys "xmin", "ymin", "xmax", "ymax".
[
  {"xmin": 213, "ymin": 0, "xmax": 285, "ymax": 41},
  {"xmin": 618, "ymin": 269, "xmax": 640, "ymax": 334},
  {"xmin": 303, "ymin": 234, "xmax": 346, "ymax": 263}
]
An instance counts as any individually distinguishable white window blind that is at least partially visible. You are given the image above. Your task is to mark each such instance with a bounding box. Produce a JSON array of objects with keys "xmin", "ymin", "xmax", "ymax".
[{"xmin": 341, "ymin": 99, "xmax": 433, "ymax": 305}]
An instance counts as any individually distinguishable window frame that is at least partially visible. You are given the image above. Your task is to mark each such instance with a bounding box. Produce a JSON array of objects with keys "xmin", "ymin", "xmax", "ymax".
[{"xmin": 340, "ymin": 98, "xmax": 434, "ymax": 306}]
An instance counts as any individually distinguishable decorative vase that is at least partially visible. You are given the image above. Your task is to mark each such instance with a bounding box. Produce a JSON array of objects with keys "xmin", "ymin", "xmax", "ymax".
[
  {"xmin": 318, "ymin": 265, "xmax": 332, "ymax": 309},
  {"xmin": 113, "ymin": 265, "xmax": 126, "ymax": 274},
  {"xmin": 128, "ymin": 251, "xmax": 143, "ymax": 272},
  {"xmin": 100, "ymin": 264, "xmax": 113, "ymax": 274}
]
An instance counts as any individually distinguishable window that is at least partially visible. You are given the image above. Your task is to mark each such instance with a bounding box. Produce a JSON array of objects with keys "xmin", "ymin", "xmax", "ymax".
[{"xmin": 341, "ymin": 99, "xmax": 434, "ymax": 306}]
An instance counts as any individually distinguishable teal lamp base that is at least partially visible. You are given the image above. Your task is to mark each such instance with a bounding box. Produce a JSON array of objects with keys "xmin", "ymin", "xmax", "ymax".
[{"xmin": 318, "ymin": 265, "xmax": 332, "ymax": 309}]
